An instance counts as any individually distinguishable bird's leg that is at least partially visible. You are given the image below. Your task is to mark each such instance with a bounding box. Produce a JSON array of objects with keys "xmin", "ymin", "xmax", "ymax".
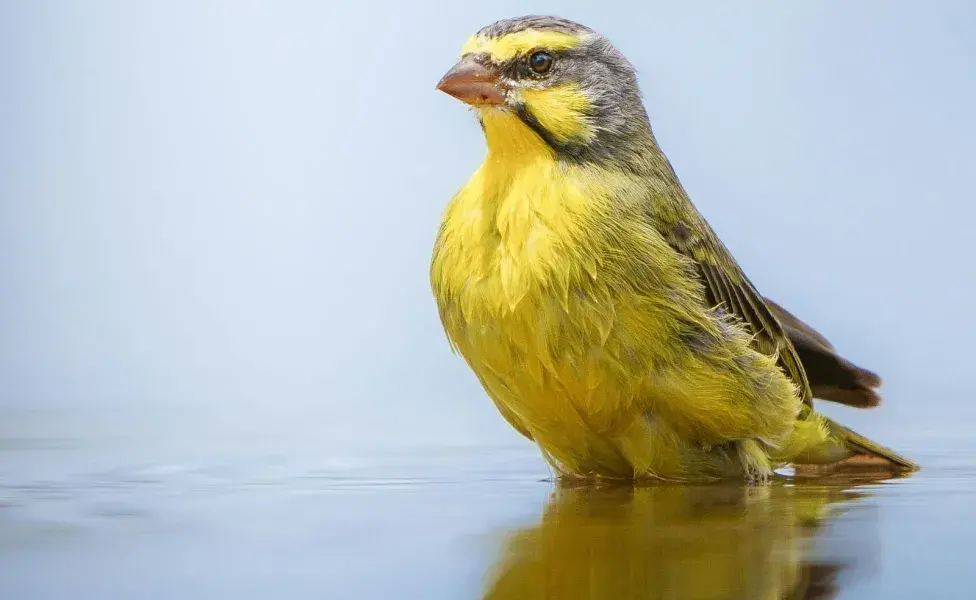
[{"xmin": 735, "ymin": 439, "xmax": 773, "ymax": 483}]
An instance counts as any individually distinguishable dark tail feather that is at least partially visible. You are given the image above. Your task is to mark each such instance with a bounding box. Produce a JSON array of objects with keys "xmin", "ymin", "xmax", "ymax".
[
  {"xmin": 764, "ymin": 298, "xmax": 882, "ymax": 409},
  {"xmin": 792, "ymin": 405, "xmax": 920, "ymax": 472},
  {"xmin": 823, "ymin": 414, "xmax": 920, "ymax": 472},
  {"xmin": 764, "ymin": 299, "xmax": 918, "ymax": 471}
]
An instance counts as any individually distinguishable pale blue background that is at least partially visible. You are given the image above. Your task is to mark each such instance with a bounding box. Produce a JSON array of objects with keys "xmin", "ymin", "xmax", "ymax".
[
  {"xmin": 2, "ymin": 0, "xmax": 974, "ymax": 446},
  {"xmin": 2, "ymin": 3, "xmax": 975, "ymax": 600}
]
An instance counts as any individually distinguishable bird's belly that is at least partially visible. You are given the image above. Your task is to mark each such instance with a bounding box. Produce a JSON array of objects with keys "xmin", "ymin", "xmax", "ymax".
[
  {"xmin": 447, "ymin": 278, "xmax": 674, "ymax": 476},
  {"xmin": 431, "ymin": 180, "xmax": 705, "ymax": 477},
  {"xmin": 457, "ymin": 289, "xmax": 626, "ymax": 409}
]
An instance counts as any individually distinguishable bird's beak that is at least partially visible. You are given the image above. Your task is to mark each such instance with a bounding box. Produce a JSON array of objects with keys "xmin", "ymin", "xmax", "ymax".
[{"xmin": 436, "ymin": 55, "xmax": 506, "ymax": 106}]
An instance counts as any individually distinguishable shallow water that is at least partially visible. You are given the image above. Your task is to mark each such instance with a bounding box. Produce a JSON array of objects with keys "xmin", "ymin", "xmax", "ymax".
[{"xmin": 1, "ymin": 409, "xmax": 974, "ymax": 599}]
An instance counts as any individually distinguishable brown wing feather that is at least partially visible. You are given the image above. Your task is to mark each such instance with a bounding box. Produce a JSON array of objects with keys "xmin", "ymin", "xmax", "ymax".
[
  {"xmin": 764, "ymin": 298, "xmax": 835, "ymax": 351},
  {"xmin": 658, "ymin": 221, "xmax": 883, "ymax": 410},
  {"xmin": 663, "ymin": 218, "xmax": 813, "ymax": 404},
  {"xmin": 764, "ymin": 298, "xmax": 883, "ymax": 408}
]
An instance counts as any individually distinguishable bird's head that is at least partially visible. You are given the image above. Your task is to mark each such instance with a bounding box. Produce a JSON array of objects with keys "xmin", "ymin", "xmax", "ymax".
[{"xmin": 437, "ymin": 16, "xmax": 654, "ymax": 166}]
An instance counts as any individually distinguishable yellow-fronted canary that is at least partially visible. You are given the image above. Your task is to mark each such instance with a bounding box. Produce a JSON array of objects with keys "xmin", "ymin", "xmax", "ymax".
[{"xmin": 430, "ymin": 15, "xmax": 917, "ymax": 481}]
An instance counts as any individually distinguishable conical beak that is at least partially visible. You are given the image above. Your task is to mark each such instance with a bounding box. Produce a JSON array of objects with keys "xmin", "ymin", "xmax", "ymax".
[{"xmin": 436, "ymin": 55, "xmax": 505, "ymax": 106}]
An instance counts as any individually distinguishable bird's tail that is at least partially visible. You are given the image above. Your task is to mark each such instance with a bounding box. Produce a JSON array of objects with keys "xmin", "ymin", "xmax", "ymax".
[
  {"xmin": 820, "ymin": 414, "xmax": 920, "ymax": 472},
  {"xmin": 778, "ymin": 405, "xmax": 919, "ymax": 474}
]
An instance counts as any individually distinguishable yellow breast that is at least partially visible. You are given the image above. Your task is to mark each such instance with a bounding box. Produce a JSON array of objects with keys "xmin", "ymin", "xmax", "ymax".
[{"xmin": 430, "ymin": 112, "xmax": 692, "ymax": 477}]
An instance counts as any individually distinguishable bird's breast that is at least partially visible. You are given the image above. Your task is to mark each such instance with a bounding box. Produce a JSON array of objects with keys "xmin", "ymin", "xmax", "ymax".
[
  {"xmin": 432, "ymin": 158, "xmax": 609, "ymax": 349},
  {"xmin": 431, "ymin": 161, "xmax": 667, "ymax": 431}
]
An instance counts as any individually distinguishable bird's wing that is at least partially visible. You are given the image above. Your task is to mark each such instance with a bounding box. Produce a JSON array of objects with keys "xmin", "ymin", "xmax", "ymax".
[
  {"xmin": 661, "ymin": 212, "xmax": 813, "ymax": 404},
  {"xmin": 763, "ymin": 297, "xmax": 835, "ymax": 351},
  {"xmin": 765, "ymin": 297, "xmax": 883, "ymax": 408}
]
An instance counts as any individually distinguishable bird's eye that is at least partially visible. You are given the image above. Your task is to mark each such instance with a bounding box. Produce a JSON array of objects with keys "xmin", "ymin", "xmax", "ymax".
[{"xmin": 528, "ymin": 51, "xmax": 553, "ymax": 74}]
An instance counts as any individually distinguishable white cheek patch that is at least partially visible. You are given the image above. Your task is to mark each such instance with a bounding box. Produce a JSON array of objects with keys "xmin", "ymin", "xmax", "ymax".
[{"xmin": 500, "ymin": 77, "xmax": 521, "ymax": 103}]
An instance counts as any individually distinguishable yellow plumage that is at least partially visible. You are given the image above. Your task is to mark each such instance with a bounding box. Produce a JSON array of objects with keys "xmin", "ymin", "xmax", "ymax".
[
  {"xmin": 461, "ymin": 29, "xmax": 584, "ymax": 62},
  {"xmin": 432, "ymin": 112, "xmax": 817, "ymax": 480},
  {"xmin": 431, "ymin": 16, "xmax": 917, "ymax": 482}
]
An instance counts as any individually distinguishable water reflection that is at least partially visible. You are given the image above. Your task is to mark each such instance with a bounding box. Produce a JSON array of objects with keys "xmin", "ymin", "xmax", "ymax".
[{"xmin": 483, "ymin": 479, "xmax": 883, "ymax": 600}]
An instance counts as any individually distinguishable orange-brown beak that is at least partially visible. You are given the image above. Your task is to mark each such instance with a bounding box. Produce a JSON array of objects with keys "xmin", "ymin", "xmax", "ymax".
[{"xmin": 436, "ymin": 55, "xmax": 506, "ymax": 106}]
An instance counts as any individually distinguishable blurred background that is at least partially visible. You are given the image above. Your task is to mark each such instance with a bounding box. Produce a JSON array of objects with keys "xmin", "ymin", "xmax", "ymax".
[
  {"xmin": 2, "ymin": 2, "xmax": 975, "ymax": 599},
  {"xmin": 3, "ymin": 1, "xmax": 973, "ymax": 450}
]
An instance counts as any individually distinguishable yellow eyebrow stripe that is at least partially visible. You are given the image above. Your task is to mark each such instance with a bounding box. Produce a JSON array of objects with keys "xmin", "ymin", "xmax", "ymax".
[{"xmin": 461, "ymin": 30, "xmax": 583, "ymax": 62}]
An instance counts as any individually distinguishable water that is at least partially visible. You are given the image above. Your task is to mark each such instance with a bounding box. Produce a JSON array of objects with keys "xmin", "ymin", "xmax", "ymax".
[{"xmin": 1, "ymin": 409, "xmax": 973, "ymax": 599}]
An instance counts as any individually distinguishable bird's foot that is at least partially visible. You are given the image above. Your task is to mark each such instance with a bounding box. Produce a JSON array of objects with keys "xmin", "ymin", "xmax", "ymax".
[{"xmin": 736, "ymin": 439, "xmax": 773, "ymax": 483}]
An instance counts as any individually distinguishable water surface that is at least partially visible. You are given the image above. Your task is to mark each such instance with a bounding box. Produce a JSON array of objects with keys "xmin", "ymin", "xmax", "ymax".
[{"xmin": 1, "ymin": 409, "xmax": 973, "ymax": 599}]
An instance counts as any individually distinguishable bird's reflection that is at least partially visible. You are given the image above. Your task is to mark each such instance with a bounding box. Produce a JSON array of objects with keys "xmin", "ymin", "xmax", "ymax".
[{"xmin": 483, "ymin": 478, "xmax": 883, "ymax": 600}]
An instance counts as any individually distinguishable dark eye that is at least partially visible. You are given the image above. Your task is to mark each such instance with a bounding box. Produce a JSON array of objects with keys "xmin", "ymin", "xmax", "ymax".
[{"xmin": 528, "ymin": 51, "xmax": 553, "ymax": 74}]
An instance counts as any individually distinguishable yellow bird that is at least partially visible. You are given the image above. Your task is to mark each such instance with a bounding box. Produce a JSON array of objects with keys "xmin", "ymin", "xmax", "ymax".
[{"xmin": 430, "ymin": 15, "xmax": 917, "ymax": 481}]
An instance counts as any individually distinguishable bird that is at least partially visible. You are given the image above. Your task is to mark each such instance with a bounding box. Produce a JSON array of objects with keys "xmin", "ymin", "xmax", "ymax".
[{"xmin": 429, "ymin": 15, "xmax": 917, "ymax": 482}]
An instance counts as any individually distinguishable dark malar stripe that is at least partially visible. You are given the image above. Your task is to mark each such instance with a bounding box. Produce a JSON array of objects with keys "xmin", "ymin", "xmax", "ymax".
[{"xmin": 513, "ymin": 103, "xmax": 587, "ymax": 162}]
